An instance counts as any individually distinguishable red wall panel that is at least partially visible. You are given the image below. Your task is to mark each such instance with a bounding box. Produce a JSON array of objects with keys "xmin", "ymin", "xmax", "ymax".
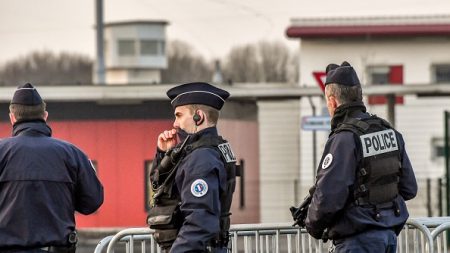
[
  {"xmin": 0, "ymin": 118, "xmax": 259, "ymax": 227},
  {"xmin": 217, "ymin": 120, "xmax": 260, "ymax": 224},
  {"xmin": 49, "ymin": 120, "xmax": 173, "ymax": 227}
]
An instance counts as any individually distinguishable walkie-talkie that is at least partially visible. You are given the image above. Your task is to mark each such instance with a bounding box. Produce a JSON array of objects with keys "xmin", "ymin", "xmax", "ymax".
[
  {"xmin": 153, "ymin": 136, "xmax": 191, "ymax": 200},
  {"xmin": 159, "ymin": 135, "xmax": 191, "ymax": 173}
]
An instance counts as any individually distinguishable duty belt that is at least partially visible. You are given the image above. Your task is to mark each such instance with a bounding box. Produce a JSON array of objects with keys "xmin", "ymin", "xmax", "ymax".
[
  {"xmin": 0, "ymin": 246, "xmax": 74, "ymax": 253},
  {"xmin": 40, "ymin": 245, "xmax": 75, "ymax": 253}
]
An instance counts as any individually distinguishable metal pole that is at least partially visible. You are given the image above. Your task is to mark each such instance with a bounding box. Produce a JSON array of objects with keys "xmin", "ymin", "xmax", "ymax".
[
  {"xmin": 439, "ymin": 177, "xmax": 443, "ymax": 217},
  {"xmin": 95, "ymin": 0, "xmax": 106, "ymax": 84},
  {"xmin": 445, "ymin": 111, "xmax": 449, "ymax": 246},
  {"xmin": 427, "ymin": 178, "xmax": 432, "ymax": 217},
  {"xmin": 445, "ymin": 111, "xmax": 449, "ymax": 217},
  {"xmin": 386, "ymin": 94, "xmax": 396, "ymax": 127},
  {"xmin": 307, "ymin": 95, "xmax": 317, "ymax": 180},
  {"xmin": 239, "ymin": 159, "xmax": 245, "ymax": 209}
]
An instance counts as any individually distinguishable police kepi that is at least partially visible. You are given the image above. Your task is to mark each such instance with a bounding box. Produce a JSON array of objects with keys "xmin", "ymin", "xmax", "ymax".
[
  {"xmin": 167, "ymin": 82, "xmax": 230, "ymax": 110},
  {"xmin": 11, "ymin": 82, "xmax": 43, "ymax": 105}
]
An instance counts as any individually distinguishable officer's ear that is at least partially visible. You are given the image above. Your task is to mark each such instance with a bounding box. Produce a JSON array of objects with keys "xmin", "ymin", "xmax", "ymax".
[
  {"xmin": 193, "ymin": 110, "xmax": 204, "ymax": 126},
  {"xmin": 9, "ymin": 112, "xmax": 16, "ymax": 125},
  {"xmin": 43, "ymin": 111, "xmax": 49, "ymax": 121},
  {"xmin": 328, "ymin": 95, "xmax": 338, "ymax": 109}
]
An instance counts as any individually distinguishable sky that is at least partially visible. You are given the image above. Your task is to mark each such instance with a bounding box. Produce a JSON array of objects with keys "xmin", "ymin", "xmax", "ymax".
[{"xmin": 0, "ymin": 0, "xmax": 450, "ymax": 65}]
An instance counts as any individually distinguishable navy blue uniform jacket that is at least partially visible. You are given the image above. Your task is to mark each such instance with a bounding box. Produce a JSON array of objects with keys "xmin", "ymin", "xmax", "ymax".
[
  {"xmin": 305, "ymin": 103, "xmax": 417, "ymax": 240},
  {"xmin": 155, "ymin": 127, "xmax": 227, "ymax": 252},
  {"xmin": 0, "ymin": 121, "xmax": 104, "ymax": 248}
]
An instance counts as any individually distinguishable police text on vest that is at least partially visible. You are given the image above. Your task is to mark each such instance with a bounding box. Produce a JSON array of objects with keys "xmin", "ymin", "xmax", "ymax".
[{"xmin": 360, "ymin": 129, "xmax": 398, "ymax": 157}]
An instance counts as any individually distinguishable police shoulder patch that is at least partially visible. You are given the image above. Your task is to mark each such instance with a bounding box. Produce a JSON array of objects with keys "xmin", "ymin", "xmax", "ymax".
[
  {"xmin": 321, "ymin": 153, "xmax": 333, "ymax": 169},
  {"xmin": 191, "ymin": 179, "xmax": 208, "ymax": 197},
  {"xmin": 218, "ymin": 142, "xmax": 236, "ymax": 163}
]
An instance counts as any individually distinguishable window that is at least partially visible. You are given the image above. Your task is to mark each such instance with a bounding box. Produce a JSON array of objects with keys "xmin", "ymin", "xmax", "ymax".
[
  {"xmin": 140, "ymin": 40, "xmax": 159, "ymax": 55},
  {"xmin": 431, "ymin": 138, "xmax": 445, "ymax": 161},
  {"xmin": 432, "ymin": 64, "xmax": 450, "ymax": 84},
  {"xmin": 144, "ymin": 160, "xmax": 153, "ymax": 212},
  {"xmin": 369, "ymin": 66, "xmax": 390, "ymax": 85},
  {"xmin": 367, "ymin": 65, "xmax": 404, "ymax": 105},
  {"xmin": 118, "ymin": 39, "xmax": 135, "ymax": 56},
  {"xmin": 140, "ymin": 40, "xmax": 165, "ymax": 56}
]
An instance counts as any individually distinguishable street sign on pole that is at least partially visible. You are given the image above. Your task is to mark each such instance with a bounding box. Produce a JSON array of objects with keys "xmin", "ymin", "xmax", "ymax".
[
  {"xmin": 313, "ymin": 72, "xmax": 326, "ymax": 92},
  {"xmin": 301, "ymin": 116, "xmax": 331, "ymax": 131}
]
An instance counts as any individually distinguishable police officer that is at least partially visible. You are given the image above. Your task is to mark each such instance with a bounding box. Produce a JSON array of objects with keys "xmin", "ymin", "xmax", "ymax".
[
  {"xmin": 305, "ymin": 62, "xmax": 417, "ymax": 252},
  {"xmin": 0, "ymin": 83, "xmax": 104, "ymax": 252},
  {"xmin": 147, "ymin": 82, "xmax": 237, "ymax": 253}
]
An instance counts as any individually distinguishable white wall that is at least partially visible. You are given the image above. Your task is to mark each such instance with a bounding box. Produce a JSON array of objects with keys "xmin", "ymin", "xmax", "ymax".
[
  {"xmin": 106, "ymin": 69, "xmax": 161, "ymax": 84},
  {"xmin": 258, "ymin": 100, "xmax": 301, "ymax": 222}
]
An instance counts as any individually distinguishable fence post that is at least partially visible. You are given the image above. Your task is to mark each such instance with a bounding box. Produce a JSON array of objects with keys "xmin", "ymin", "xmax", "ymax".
[{"xmin": 445, "ymin": 111, "xmax": 450, "ymax": 245}]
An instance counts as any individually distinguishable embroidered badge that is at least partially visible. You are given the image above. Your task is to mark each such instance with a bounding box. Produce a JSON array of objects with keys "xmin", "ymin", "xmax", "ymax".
[
  {"xmin": 321, "ymin": 153, "xmax": 333, "ymax": 169},
  {"xmin": 191, "ymin": 179, "xmax": 208, "ymax": 197}
]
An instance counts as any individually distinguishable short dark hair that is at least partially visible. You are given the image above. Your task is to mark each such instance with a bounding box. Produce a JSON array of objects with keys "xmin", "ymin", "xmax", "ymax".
[
  {"xmin": 9, "ymin": 102, "xmax": 47, "ymax": 121},
  {"xmin": 327, "ymin": 83, "xmax": 363, "ymax": 104},
  {"xmin": 188, "ymin": 104, "xmax": 219, "ymax": 125}
]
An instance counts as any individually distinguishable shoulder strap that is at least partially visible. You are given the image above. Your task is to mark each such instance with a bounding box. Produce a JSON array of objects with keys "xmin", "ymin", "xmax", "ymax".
[
  {"xmin": 186, "ymin": 136, "xmax": 238, "ymax": 164},
  {"xmin": 333, "ymin": 118, "xmax": 370, "ymax": 136},
  {"xmin": 187, "ymin": 136, "xmax": 224, "ymax": 151}
]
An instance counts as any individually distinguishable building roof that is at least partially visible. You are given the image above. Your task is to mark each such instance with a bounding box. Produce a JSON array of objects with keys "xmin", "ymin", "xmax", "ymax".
[
  {"xmin": 286, "ymin": 14, "xmax": 450, "ymax": 39},
  {"xmin": 0, "ymin": 83, "xmax": 449, "ymax": 103},
  {"xmin": 104, "ymin": 20, "xmax": 169, "ymax": 28}
]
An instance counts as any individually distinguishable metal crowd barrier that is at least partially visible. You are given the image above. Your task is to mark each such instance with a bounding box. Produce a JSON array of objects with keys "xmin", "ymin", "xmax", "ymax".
[{"xmin": 94, "ymin": 217, "xmax": 450, "ymax": 253}]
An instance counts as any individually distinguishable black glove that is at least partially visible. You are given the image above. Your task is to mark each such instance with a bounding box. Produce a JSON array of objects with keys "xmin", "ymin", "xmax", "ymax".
[{"xmin": 306, "ymin": 226, "xmax": 324, "ymax": 240}]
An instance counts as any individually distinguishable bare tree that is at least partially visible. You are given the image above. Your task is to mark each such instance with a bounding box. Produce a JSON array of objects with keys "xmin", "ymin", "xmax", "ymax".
[
  {"xmin": 222, "ymin": 40, "xmax": 298, "ymax": 84},
  {"xmin": 0, "ymin": 50, "xmax": 93, "ymax": 86},
  {"xmin": 161, "ymin": 40, "xmax": 213, "ymax": 84},
  {"xmin": 222, "ymin": 44, "xmax": 263, "ymax": 83},
  {"xmin": 258, "ymin": 41, "xmax": 289, "ymax": 82},
  {"xmin": 286, "ymin": 49, "xmax": 299, "ymax": 84}
]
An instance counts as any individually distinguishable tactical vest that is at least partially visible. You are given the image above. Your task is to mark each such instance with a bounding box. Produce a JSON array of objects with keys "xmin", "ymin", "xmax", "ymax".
[
  {"xmin": 334, "ymin": 115, "xmax": 401, "ymax": 219},
  {"xmin": 147, "ymin": 135, "xmax": 238, "ymax": 250}
]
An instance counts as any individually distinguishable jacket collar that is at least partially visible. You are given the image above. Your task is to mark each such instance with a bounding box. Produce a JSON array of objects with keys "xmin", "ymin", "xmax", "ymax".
[
  {"xmin": 12, "ymin": 120, "xmax": 52, "ymax": 137},
  {"xmin": 188, "ymin": 126, "xmax": 218, "ymax": 143},
  {"xmin": 330, "ymin": 101, "xmax": 367, "ymax": 132}
]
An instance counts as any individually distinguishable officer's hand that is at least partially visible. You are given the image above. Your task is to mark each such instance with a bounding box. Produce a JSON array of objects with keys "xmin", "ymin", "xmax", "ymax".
[{"xmin": 157, "ymin": 129, "xmax": 177, "ymax": 151}]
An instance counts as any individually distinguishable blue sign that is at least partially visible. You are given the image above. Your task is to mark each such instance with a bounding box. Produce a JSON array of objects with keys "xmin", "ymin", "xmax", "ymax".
[{"xmin": 301, "ymin": 116, "xmax": 331, "ymax": 131}]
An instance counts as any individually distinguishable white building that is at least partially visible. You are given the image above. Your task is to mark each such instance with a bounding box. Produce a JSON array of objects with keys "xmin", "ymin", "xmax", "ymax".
[
  {"xmin": 103, "ymin": 20, "xmax": 168, "ymax": 85},
  {"xmin": 269, "ymin": 14, "xmax": 450, "ymax": 221}
]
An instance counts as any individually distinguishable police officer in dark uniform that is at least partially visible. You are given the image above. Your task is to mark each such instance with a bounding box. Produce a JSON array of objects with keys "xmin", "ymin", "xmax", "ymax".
[
  {"xmin": 147, "ymin": 82, "xmax": 237, "ymax": 253},
  {"xmin": 0, "ymin": 83, "xmax": 104, "ymax": 253},
  {"xmin": 305, "ymin": 62, "xmax": 417, "ymax": 253}
]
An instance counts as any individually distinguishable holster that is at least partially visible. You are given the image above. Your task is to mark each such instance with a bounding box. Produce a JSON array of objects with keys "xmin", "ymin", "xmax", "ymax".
[{"xmin": 147, "ymin": 199, "xmax": 181, "ymax": 248}]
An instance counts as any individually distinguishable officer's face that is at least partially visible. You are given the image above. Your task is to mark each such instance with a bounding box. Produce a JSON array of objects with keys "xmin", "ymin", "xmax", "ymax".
[{"xmin": 173, "ymin": 105, "xmax": 196, "ymax": 134}]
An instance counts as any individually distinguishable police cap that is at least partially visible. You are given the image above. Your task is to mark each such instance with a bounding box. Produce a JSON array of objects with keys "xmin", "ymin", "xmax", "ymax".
[
  {"xmin": 11, "ymin": 83, "xmax": 43, "ymax": 105},
  {"xmin": 167, "ymin": 82, "xmax": 230, "ymax": 110},
  {"xmin": 324, "ymin": 61, "xmax": 360, "ymax": 87}
]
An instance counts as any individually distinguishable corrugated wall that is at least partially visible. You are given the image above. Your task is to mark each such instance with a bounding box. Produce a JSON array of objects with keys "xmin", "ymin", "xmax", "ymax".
[{"xmin": 258, "ymin": 100, "xmax": 301, "ymax": 222}]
